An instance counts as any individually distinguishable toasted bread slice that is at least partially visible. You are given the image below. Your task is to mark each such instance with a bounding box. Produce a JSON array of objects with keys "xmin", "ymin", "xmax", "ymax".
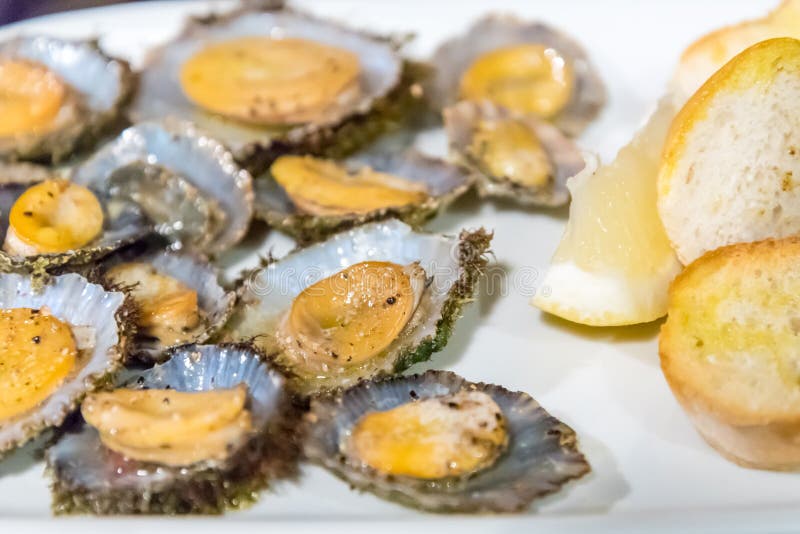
[
  {"xmin": 673, "ymin": 0, "xmax": 800, "ymax": 102},
  {"xmin": 658, "ymin": 38, "xmax": 800, "ymax": 265},
  {"xmin": 660, "ymin": 237, "xmax": 800, "ymax": 470}
]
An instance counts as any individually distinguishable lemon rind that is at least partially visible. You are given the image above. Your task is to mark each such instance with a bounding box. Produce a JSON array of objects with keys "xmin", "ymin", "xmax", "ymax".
[{"xmin": 532, "ymin": 258, "xmax": 682, "ymax": 327}]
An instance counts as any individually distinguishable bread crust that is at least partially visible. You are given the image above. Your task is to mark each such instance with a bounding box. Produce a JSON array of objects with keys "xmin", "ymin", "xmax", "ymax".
[
  {"xmin": 671, "ymin": 386, "xmax": 800, "ymax": 470},
  {"xmin": 673, "ymin": 0, "xmax": 800, "ymax": 101},
  {"xmin": 678, "ymin": 1, "xmax": 783, "ymax": 64},
  {"xmin": 660, "ymin": 237, "xmax": 800, "ymax": 470}
]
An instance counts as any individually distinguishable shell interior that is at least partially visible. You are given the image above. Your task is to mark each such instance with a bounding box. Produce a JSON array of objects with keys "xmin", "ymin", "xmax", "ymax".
[
  {"xmin": 430, "ymin": 15, "xmax": 606, "ymax": 136},
  {"xmin": 71, "ymin": 120, "xmax": 254, "ymax": 254},
  {"xmin": 0, "ymin": 273, "xmax": 126, "ymax": 456},
  {"xmin": 444, "ymin": 100, "xmax": 584, "ymax": 206},
  {"xmin": 131, "ymin": 7, "xmax": 402, "ymax": 154},
  {"xmin": 305, "ymin": 370, "xmax": 591, "ymax": 513},
  {"xmin": 225, "ymin": 219, "xmax": 491, "ymax": 395},
  {"xmin": 47, "ymin": 343, "xmax": 297, "ymax": 514}
]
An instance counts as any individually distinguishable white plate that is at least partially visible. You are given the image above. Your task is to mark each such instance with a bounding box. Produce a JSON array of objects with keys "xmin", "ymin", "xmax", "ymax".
[{"xmin": 1, "ymin": 1, "xmax": 798, "ymax": 532}]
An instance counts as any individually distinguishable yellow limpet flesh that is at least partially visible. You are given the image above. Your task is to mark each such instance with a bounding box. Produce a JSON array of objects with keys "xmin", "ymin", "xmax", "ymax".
[
  {"xmin": 4, "ymin": 179, "xmax": 104, "ymax": 255},
  {"xmin": 460, "ymin": 44, "xmax": 575, "ymax": 119},
  {"xmin": 0, "ymin": 308, "xmax": 76, "ymax": 421},
  {"xmin": 98, "ymin": 412, "xmax": 252, "ymax": 466},
  {"xmin": 283, "ymin": 261, "xmax": 421, "ymax": 365},
  {"xmin": 105, "ymin": 262, "xmax": 200, "ymax": 346},
  {"xmin": 82, "ymin": 385, "xmax": 247, "ymax": 448},
  {"xmin": 180, "ymin": 37, "xmax": 362, "ymax": 125},
  {"xmin": 469, "ymin": 118, "xmax": 552, "ymax": 187},
  {"xmin": 347, "ymin": 391, "xmax": 508, "ymax": 479},
  {"xmin": 0, "ymin": 59, "xmax": 66, "ymax": 137},
  {"xmin": 271, "ymin": 155, "xmax": 429, "ymax": 216},
  {"xmin": 82, "ymin": 385, "xmax": 252, "ymax": 466}
]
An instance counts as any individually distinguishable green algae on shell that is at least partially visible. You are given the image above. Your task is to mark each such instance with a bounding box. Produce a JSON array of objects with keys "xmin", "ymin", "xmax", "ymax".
[{"xmin": 223, "ymin": 220, "xmax": 492, "ymax": 396}]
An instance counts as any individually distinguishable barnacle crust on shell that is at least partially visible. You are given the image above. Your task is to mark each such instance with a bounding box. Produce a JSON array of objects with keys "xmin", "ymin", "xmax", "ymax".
[
  {"xmin": 46, "ymin": 343, "xmax": 300, "ymax": 515},
  {"xmin": 224, "ymin": 220, "xmax": 491, "ymax": 396}
]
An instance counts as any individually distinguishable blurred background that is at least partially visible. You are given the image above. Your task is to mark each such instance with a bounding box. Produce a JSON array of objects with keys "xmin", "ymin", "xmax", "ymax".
[{"xmin": 0, "ymin": 1, "xmax": 142, "ymax": 25}]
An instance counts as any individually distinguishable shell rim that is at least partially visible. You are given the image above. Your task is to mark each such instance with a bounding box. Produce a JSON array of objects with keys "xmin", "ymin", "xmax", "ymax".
[
  {"xmin": 46, "ymin": 342, "xmax": 302, "ymax": 515},
  {"xmin": 304, "ymin": 369, "xmax": 591, "ymax": 513},
  {"xmin": 70, "ymin": 119, "xmax": 255, "ymax": 254},
  {"xmin": 130, "ymin": 2, "xmax": 407, "ymax": 162},
  {"xmin": 0, "ymin": 35, "xmax": 137, "ymax": 163},
  {"xmin": 229, "ymin": 220, "xmax": 492, "ymax": 396},
  {"xmin": 0, "ymin": 272, "xmax": 131, "ymax": 458},
  {"xmin": 98, "ymin": 246, "xmax": 236, "ymax": 363}
]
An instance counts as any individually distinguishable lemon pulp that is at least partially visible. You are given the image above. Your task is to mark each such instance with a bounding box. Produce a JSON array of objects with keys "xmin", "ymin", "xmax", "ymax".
[
  {"xmin": 553, "ymin": 102, "xmax": 675, "ymax": 273},
  {"xmin": 533, "ymin": 100, "xmax": 682, "ymax": 326}
]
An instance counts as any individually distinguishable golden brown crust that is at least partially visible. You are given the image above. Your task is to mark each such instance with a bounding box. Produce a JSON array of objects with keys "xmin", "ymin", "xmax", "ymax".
[
  {"xmin": 670, "ymin": 384, "xmax": 800, "ymax": 470},
  {"xmin": 662, "ymin": 38, "xmax": 800, "ymax": 194},
  {"xmin": 660, "ymin": 237, "xmax": 800, "ymax": 431},
  {"xmin": 676, "ymin": 0, "xmax": 800, "ymax": 78},
  {"xmin": 679, "ymin": 12, "xmax": 767, "ymax": 65},
  {"xmin": 667, "ymin": 236, "xmax": 800, "ymax": 299},
  {"xmin": 661, "ymin": 236, "xmax": 800, "ymax": 469}
]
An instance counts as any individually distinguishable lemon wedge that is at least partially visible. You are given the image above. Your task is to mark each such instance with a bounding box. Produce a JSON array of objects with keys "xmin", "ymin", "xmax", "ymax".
[{"xmin": 532, "ymin": 100, "xmax": 682, "ymax": 326}]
